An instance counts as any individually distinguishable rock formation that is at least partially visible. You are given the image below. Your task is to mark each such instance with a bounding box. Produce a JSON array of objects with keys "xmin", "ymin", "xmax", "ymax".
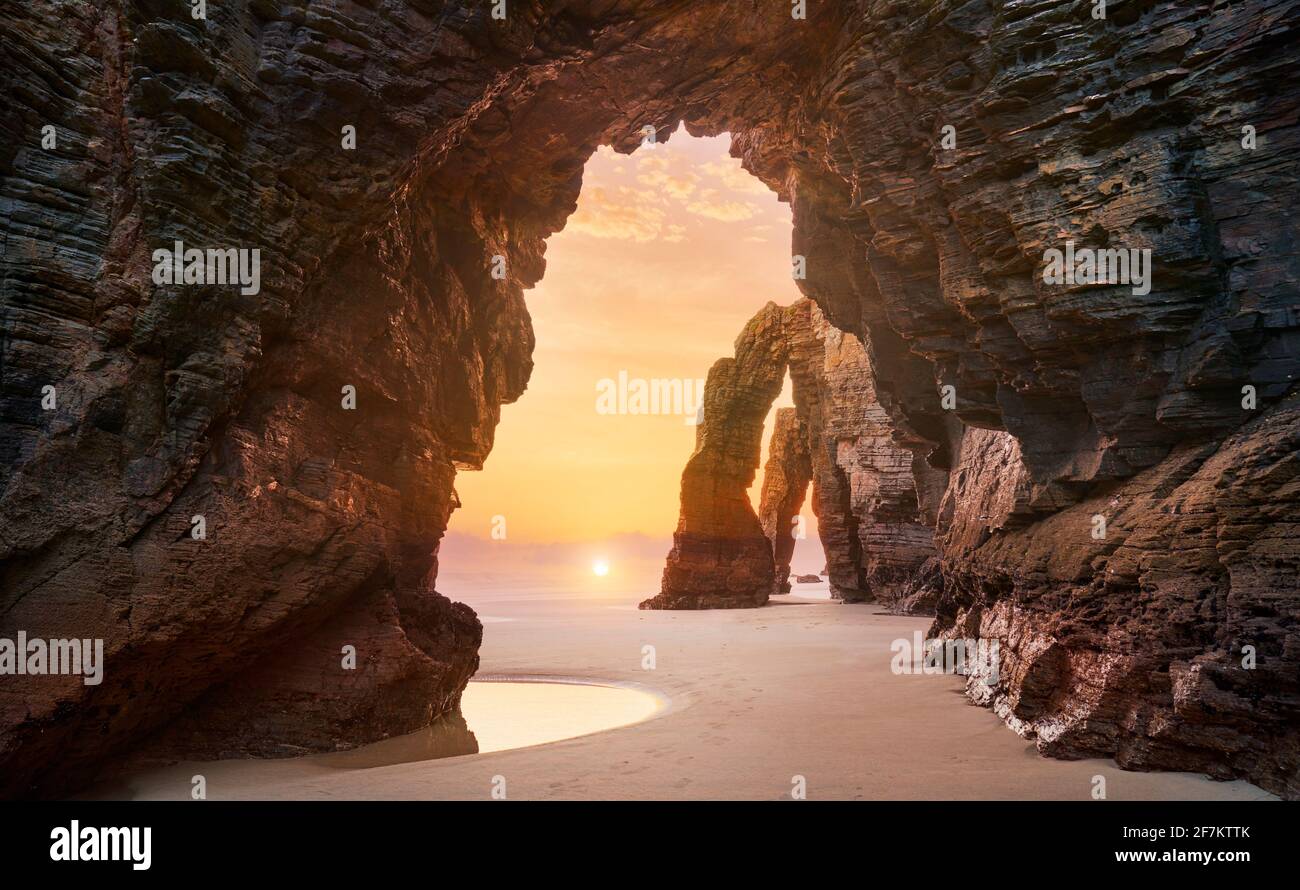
[
  {"xmin": 931, "ymin": 393, "xmax": 1299, "ymax": 793},
  {"xmin": 642, "ymin": 304, "xmax": 788, "ymax": 610},
  {"xmin": 807, "ymin": 306, "xmax": 939, "ymax": 605},
  {"xmin": 785, "ymin": 299, "xmax": 866, "ymax": 601},
  {"xmin": 650, "ymin": 299, "xmax": 937, "ymax": 610},
  {"xmin": 1, "ymin": 0, "xmax": 1296, "ymax": 797},
  {"xmin": 758, "ymin": 409, "xmax": 811, "ymax": 595}
]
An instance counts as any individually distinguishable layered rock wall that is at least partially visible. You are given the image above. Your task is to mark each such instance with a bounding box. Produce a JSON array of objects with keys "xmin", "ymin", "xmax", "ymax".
[
  {"xmin": 809, "ymin": 305, "xmax": 939, "ymax": 605},
  {"xmin": 931, "ymin": 393, "xmax": 1299, "ymax": 796}
]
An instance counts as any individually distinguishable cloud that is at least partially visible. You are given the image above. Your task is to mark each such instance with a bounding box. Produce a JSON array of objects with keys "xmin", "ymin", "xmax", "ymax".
[
  {"xmin": 617, "ymin": 184, "xmax": 666, "ymax": 204},
  {"xmin": 564, "ymin": 136, "xmax": 772, "ymax": 240},
  {"xmin": 637, "ymin": 167, "xmax": 700, "ymax": 199},
  {"xmin": 700, "ymin": 159, "xmax": 770, "ymax": 195},
  {"xmin": 565, "ymin": 186, "xmax": 667, "ymax": 241},
  {"xmin": 685, "ymin": 189, "xmax": 760, "ymax": 222}
]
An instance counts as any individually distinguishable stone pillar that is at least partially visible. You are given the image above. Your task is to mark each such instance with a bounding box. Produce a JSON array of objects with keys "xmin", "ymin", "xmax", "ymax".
[
  {"xmin": 813, "ymin": 307, "xmax": 938, "ymax": 607},
  {"xmin": 640, "ymin": 303, "xmax": 789, "ymax": 609},
  {"xmin": 758, "ymin": 408, "xmax": 812, "ymax": 594}
]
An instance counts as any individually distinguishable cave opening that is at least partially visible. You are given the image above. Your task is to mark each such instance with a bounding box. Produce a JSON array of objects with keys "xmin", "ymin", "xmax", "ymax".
[
  {"xmin": 4, "ymin": 0, "xmax": 1295, "ymax": 802},
  {"xmin": 439, "ymin": 126, "xmax": 828, "ymax": 601}
]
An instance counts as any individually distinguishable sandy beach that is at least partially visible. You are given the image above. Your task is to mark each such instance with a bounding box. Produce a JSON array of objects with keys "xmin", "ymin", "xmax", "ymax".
[{"xmin": 93, "ymin": 579, "xmax": 1275, "ymax": 801}]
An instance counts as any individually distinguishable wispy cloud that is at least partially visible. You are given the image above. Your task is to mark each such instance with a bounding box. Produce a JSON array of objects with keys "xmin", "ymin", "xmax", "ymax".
[
  {"xmin": 566, "ymin": 186, "xmax": 667, "ymax": 241},
  {"xmin": 637, "ymin": 166, "xmax": 701, "ymax": 199},
  {"xmin": 686, "ymin": 188, "xmax": 759, "ymax": 221},
  {"xmin": 590, "ymin": 142, "xmax": 768, "ymax": 229},
  {"xmin": 700, "ymin": 159, "xmax": 771, "ymax": 195}
]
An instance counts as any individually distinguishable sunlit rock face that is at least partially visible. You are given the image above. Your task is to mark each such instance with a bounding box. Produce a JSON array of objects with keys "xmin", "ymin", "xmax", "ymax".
[
  {"xmin": 784, "ymin": 299, "xmax": 864, "ymax": 602},
  {"xmin": 643, "ymin": 304, "xmax": 789, "ymax": 610},
  {"xmin": 651, "ymin": 299, "xmax": 936, "ymax": 610},
  {"xmin": 2, "ymin": 0, "xmax": 1296, "ymax": 795}
]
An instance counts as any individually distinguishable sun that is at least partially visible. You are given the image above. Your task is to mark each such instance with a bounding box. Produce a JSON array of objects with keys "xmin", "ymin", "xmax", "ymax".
[{"xmin": 591, "ymin": 559, "xmax": 610, "ymax": 577}]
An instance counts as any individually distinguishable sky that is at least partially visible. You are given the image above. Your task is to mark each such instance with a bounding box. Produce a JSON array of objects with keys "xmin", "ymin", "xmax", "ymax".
[{"xmin": 441, "ymin": 128, "xmax": 825, "ymax": 586}]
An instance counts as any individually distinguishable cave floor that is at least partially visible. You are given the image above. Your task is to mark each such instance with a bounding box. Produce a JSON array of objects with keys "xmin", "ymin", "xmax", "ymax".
[{"xmin": 95, "ymin": 583, "xmax": 1275, "ymax": 801}]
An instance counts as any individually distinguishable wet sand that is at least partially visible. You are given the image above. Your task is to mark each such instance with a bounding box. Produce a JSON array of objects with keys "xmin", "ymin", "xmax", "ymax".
[{"xmin": 97, "ymin": 581, "xmax": 1276, "ymax": 801}]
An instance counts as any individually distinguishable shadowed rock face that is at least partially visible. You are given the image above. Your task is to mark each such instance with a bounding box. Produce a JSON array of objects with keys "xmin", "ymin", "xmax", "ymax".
[
  {"xmin": 816, "ymin": 312, "xmax": 939, "ymax": 606},
  {"xmin": 1, "ymin": 0, "xmax": 1297, "ymax": 796}
]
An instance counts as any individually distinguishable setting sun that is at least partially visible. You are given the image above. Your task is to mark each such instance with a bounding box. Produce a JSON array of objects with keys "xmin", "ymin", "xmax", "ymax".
[{"xmin": 591, "ymin": 560, "xmax": 611, "ymax": 577}]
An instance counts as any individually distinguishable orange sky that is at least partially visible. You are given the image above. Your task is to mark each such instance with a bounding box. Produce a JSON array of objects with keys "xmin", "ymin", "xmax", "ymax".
[{"xmin": 445, "ymin": 128, "xmax": 823, "ymax": 576}]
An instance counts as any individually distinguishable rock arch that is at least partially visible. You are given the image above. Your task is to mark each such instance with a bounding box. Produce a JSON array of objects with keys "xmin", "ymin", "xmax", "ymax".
[{"xmin": 644, "ymin": 299, "xmax": 937, "ymax": 610}]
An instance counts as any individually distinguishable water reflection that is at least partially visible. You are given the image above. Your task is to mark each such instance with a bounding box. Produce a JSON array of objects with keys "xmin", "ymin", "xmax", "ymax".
[{"xmin": 317, "ymin": 678, "xmax": 665, "ymax": 769}]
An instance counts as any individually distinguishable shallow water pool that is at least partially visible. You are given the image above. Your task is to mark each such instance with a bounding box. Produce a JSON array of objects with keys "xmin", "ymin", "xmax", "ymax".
[{"xmin": 316, "ymin": 677, "xmax": 666, "ymax": 769}]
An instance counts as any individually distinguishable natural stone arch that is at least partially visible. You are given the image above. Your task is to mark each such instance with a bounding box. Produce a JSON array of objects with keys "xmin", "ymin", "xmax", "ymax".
[
  {"xmin": 643, "ymin": 303, "xmax": 790, "ymax": 610},
  {"xmin": 1, "ymin": 1, "xmax": 1296, "ymax": 796},
  {"xmin": 646, "ymin": 298, "xmax": 938, "ymax": 610}
]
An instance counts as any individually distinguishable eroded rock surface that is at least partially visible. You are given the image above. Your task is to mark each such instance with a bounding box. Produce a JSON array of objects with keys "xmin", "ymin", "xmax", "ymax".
[
  {"xmin": 932, "ymin": 392, "xmax": 1299, "ymax": 797},
  {"xmin": 812, "ymin": 307, "xmax": 938, "ymax": 605}
]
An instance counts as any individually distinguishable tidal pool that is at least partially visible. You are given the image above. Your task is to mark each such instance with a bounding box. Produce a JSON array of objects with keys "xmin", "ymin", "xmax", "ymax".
[
  {"xmin": 82, "ymin": 677, "xmax": 669, "ymax": 799},
  {"xmin": 316, "ymin": 677, "xmax": 667, "ymax": 770}
]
